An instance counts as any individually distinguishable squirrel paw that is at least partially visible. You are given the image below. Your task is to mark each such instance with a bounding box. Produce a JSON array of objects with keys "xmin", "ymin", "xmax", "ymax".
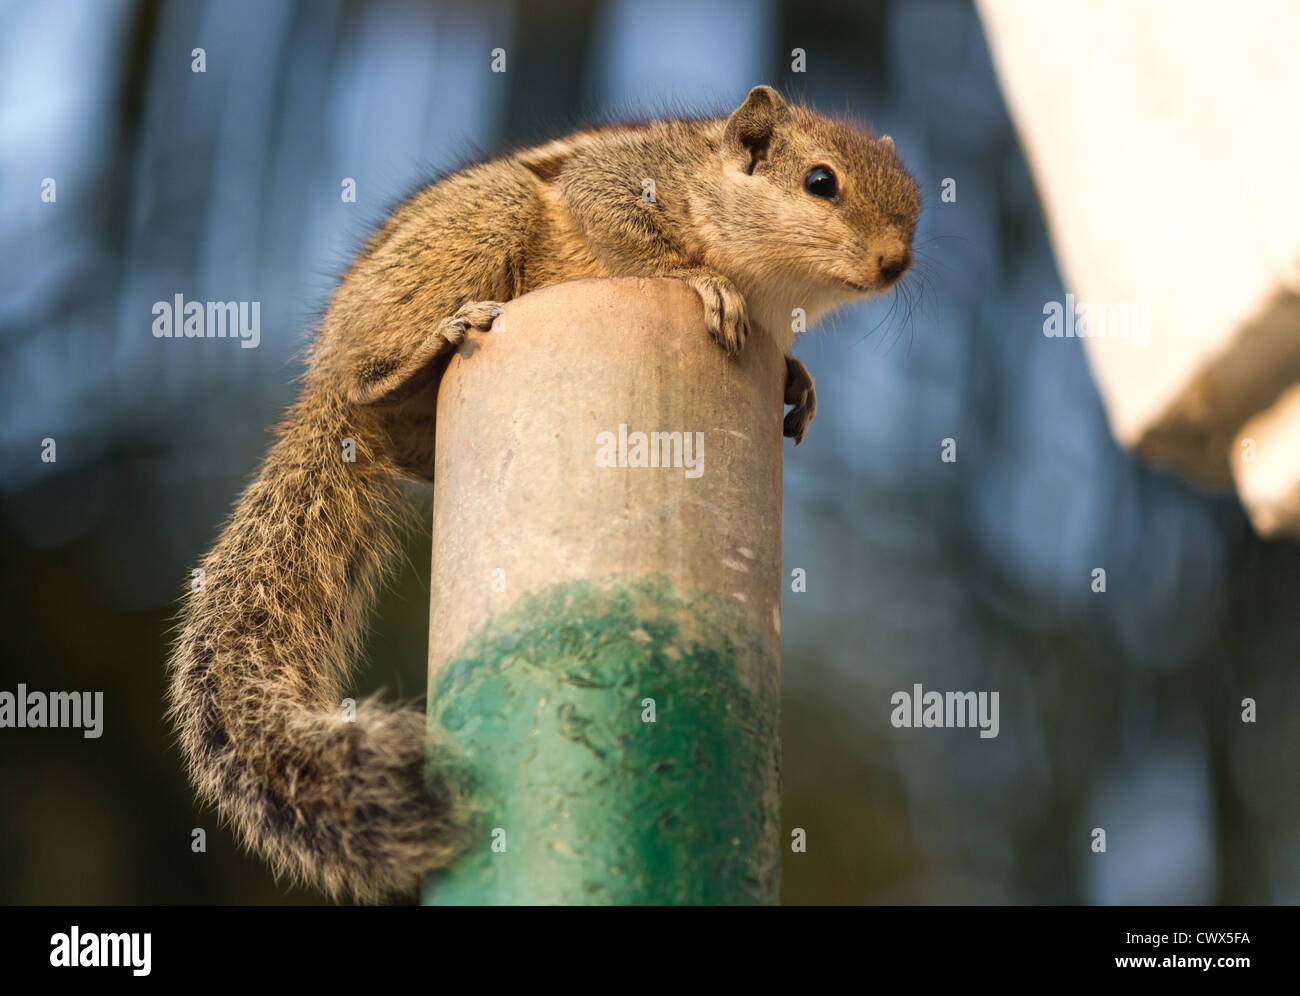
[
  {"xmin": 437, "ymin": 300, "xmax": 505, "ymax": 347},
  {"xmin": 349, "ymin": 301, "xmax": 503, "ymax": 407},
  {"xmin": 783, "ymin": 353, "xmax": 817, "ymax": 445},
  {"xmin": 679, "ymin": 271, "xmax": 749, "ymax": 357}
]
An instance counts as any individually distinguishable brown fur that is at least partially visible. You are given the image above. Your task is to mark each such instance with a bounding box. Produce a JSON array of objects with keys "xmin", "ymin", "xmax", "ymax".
[{"xmin": 167, "ymin": 87, "xmax": 919, "ymax": 902}]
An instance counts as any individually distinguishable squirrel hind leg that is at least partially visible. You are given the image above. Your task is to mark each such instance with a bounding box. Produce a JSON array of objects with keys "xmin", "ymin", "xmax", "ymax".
[{"xmin": 347, "ymin": 301, "xmax": 504, "ymax": 408}]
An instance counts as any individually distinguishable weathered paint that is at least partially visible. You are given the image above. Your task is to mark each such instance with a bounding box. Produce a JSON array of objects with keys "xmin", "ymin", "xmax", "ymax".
[{"xmin": 422, "ymin": 575, "xmax": 780, "ymax": 905}]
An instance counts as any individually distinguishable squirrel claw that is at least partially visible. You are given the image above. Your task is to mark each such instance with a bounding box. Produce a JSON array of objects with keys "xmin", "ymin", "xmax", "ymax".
[
  {"xmin": 783, "ymin": 353, "xmax": 817, "ymax": 445},
  {"xmin": 439, "ymin": 300, "xmax": 505, "ymax": 346}
]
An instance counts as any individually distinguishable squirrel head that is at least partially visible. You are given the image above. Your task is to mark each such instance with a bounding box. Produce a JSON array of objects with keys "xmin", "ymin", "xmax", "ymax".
[{"xmin": 706, "ymin": 85, "xmax": 919, "ymax": 299}]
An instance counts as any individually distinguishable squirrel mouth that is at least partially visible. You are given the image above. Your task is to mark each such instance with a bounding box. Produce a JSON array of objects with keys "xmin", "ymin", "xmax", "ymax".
[{"xmin": 845, "ymin": 271, "xmax": 907, "ymax": 294}]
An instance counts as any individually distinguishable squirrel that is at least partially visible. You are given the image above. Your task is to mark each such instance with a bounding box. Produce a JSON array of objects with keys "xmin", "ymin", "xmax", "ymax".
[{"xmin": 167, "ymin": 85, "xmax": 919, "ymax": 902}]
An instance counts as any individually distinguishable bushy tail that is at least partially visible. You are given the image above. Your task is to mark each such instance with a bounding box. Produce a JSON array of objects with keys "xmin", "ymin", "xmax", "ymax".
[{"xmin": 167, "ymin": 390, "xmax": 463, "ymax": 902}]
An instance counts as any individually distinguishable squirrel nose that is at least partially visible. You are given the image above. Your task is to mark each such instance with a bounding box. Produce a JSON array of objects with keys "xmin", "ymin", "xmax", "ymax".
[{"xmin": 877, "ymin": 247, "xmax": 912, "ymax": 284}]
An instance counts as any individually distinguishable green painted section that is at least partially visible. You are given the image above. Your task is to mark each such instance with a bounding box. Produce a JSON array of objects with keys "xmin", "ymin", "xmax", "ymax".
[{"xmin": 422, "ymin": 575, "xmax": 780, "ymax": 905}]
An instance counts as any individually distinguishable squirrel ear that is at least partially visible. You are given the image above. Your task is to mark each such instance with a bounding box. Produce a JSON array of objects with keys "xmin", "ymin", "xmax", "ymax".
[{"xmin": 723, "ymin": 85, "xmax": 789, "ymax": 165}]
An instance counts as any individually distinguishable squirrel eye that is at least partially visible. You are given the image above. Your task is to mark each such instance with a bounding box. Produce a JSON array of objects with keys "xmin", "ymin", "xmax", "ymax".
[{"xmin": 803, "ymin": 165, "xmax": 837, "ymax": 199}]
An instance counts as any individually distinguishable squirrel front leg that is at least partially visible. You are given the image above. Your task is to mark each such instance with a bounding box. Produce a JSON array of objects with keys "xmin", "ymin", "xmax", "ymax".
[
  {"xmin": 664, "ymin": 268, "xmax": 751, "ymax": 357},
  {"xmin": 667, "ymin": 267, "xmax": 816, "ymax": 444},
  {"xmin": 554, "ymin": 164, "xmax": 750, "ymax": 357}
]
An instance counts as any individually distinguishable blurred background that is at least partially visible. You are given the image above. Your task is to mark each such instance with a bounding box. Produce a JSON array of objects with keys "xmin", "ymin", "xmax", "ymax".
[{"xmin": 2, "ymin": 0, "xmax": 1296, "ymax": 904}]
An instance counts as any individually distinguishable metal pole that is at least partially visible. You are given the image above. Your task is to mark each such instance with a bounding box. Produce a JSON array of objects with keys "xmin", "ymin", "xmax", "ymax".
[{"xmin": 422, "ymin": 277, "xmax": 784, "ymax": 905}]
